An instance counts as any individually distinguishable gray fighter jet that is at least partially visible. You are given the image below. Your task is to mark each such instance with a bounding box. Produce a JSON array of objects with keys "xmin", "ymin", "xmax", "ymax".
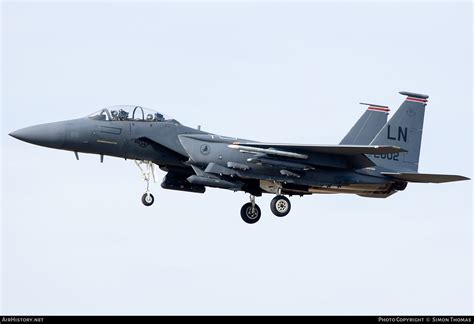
[{"xmin": 9, "ymin": 91, "xmax": 469, "ymax": 224}]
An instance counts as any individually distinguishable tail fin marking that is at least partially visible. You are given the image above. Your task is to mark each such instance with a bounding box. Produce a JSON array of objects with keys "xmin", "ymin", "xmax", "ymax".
[{"xmin": 369, "ymin": 91, "xmax": 429, "ymax": 172}]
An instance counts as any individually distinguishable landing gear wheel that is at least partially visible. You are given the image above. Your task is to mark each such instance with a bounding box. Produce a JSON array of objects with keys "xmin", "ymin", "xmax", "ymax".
[
  {"xmin": 271, "ymin": 195, "xmax": 291, "ymax": 217},
  {"xmin": 141, "ymin": 193, "xmax": 155, "ymax": 207},
  {"xmin": 240, "ymin": 203, "xmax": 261, "ymax": 224}
]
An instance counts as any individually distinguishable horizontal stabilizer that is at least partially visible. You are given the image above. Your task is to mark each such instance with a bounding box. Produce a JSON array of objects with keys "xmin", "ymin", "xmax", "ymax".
[
  {"xmin": 230, "ymin": 143, "xmax": 406, "ymax": 156},
  {"xmin": 381, "ymin": 172, "xmax": 470, "ymax": 183}
]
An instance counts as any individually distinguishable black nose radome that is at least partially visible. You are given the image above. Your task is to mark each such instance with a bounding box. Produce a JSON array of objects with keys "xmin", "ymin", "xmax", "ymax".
[{"xmin": 9, "ymin": 122, "xmax": 66, "ymax": 149}]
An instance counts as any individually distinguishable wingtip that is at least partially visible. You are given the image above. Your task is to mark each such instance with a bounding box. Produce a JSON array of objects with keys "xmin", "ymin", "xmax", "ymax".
[
  {"xmin": 397, "ymin": 146, "xmax": 408, "ymax": 153},
  {"xmin": 445, "ymin": 175, "xmax": 471, "ymax": 182}
]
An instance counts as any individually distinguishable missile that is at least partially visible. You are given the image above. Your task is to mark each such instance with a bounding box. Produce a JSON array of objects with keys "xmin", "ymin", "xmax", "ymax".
[
  {"xmin": 187, "ymin": 175, "xmax": 242, "ymax": 190},
  {"xmin": 228, "ymin": 144, "xmax": 308, "ymax": 160},
  {"xmin": 247, "ymin": 157, "xmax": 313, "ymax": 171}
]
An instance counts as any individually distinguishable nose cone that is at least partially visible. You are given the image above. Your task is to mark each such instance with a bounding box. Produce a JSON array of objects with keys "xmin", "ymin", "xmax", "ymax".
[{"xmin": 9, "ymin": 122, "xmax": 66, "ymax": 149}]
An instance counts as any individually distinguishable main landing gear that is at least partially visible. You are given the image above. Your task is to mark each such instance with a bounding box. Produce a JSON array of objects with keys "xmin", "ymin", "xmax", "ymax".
[
  {"xmin": 270, "ymin": 195, "xmax": 291, "ymax": 217},
  {"xmin": 240, "ymin": 195, "xmax": 262, "ymax": 224},
  {"xmin": 136, "ymin": 160, "xmax": 157, "ymax": 207},
  {"xmin": 240, "ymin": 195, "xmax": 292, "ymax": 224}
]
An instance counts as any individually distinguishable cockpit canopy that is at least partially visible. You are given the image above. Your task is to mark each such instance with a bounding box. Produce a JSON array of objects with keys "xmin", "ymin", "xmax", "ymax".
[{"xmin": 88, "ymin": 105, "xmax": 178, "ymax": 123}]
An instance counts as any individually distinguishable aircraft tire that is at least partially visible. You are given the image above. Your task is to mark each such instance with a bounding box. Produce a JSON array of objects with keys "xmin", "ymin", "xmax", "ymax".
[
  {"xmin": 240, "ymin": 203, "xmax": 261, "ymax": 224},
  {"xmin": 270, "ymin": 195, "xmax": 291, "ymax": 217},
  {"xmin": 141, "ymin": 193, "xmax": 155, "ymax": 206}
]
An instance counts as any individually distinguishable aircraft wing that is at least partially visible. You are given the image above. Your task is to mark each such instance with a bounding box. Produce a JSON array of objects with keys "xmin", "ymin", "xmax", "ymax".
[
  {"xmin": 178, "ymin": 134, "xmax": 406, "ymax": 169},
  {"xmin": 228, "ymin": 143, "xmax": 406, "ymax": 169},
  {"xmin": 381, "ymin": 172, "xmax": 470, "ymax": 183},
  {"xmin": 229, "ymin": 143, "xmax": 406, "ymax": 156}
]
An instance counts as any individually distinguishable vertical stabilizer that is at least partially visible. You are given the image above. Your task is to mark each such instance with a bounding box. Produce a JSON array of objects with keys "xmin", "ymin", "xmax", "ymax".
[
  {"xmin": 340, "ymin": 103, "xmax": 389, "ymax": 145},
  {"xmin": 370, "ymin": 91, "xmax": 429, "ymax": 172}
]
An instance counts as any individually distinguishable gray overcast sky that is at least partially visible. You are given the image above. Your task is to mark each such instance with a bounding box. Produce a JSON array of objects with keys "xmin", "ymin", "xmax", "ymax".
[{"xmin": 1, "ymin": 1, "xmax": 472, "ymax": 315}]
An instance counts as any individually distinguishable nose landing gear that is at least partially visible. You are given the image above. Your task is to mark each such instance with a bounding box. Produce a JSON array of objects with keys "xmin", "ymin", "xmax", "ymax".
[
  {"xmin": 135, "ymin": 160, "xmax": 157, "ymax": 207},
  {"xmin": 142, "ymin": 193, "xmax": 155, "ymax": 207}
]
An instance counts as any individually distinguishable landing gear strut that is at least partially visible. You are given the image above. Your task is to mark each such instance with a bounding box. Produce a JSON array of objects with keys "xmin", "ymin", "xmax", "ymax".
[
  {"xmin": 270, "ymin": 195, "xmax": 291, "ymax": 217},
  {"xmin": 135, "ymin": 160, "xmax": 157, "ymax": 207},
  {"xmin": 240, "ymin": 195, "xmax": 261, "ymax": 224}
]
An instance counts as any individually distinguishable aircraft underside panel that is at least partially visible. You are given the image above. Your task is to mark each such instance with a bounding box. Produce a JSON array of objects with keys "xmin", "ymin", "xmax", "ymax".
[{"xmin": 258, "ymin": 179, "xmax": 393, "ymax": 196}]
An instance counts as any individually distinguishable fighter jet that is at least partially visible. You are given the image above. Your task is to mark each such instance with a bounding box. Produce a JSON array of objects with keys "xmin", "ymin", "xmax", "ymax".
[{"xmin": 9, "ymin": 91, "xmax": 469, "ymax": 224}]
